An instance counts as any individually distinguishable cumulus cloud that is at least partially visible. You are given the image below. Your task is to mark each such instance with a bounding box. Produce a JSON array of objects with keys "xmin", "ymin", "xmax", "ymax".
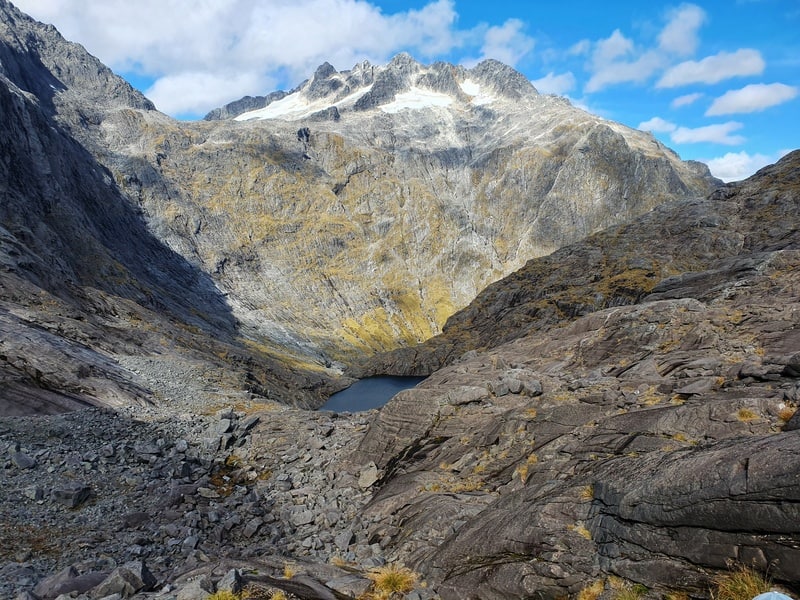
[
  {"xmin": 657, "ymin": 4, "xmax": 706, "ymax": 55},
  {"xmin": 15, "ymin": 0, "xmax": 472, "ymax": 116},
  {"xmin": 657, "ymin": 49, "xmax": 765, "ymax": 88},
  {"xmin": 531, "ymin": 71, "xmax": 576, "ymax": 95},
  {"xmin": 671, "ymin": 92, "xmax": 703, "ymax": 108},
  {"xmin": 593, "ymin": 29, "xmax": 634, "ymax": 65},
  {"xmin": 638, "ymin": 116, "xmax": 677, "ymax": 133},
  {"xmin": 704, "ymin": 149, "xmax": 790, "ymax": 182},
  {"xmin": 706, "ymin": 83, "xmax": 799, "ymax": 115},
  {"xmin": 671, "ymin": 121, "xmax": 745, "ymax": 145},
  {"xmin": 584, "ymin": 5, "xmax": 706, "ymax": 93},
  {"xmin": 477, "ymin": 19, "xmax": 534, "ymax": 66},
  {"xmin": 145, "ymin": 71, "xmax": 269, "ymax": 117}
]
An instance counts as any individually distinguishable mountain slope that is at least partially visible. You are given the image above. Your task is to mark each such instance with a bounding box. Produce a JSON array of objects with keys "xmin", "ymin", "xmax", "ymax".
[
  {"xmin": 361, "ymin": 150, "xmax": 799, "ymax": 376},
  {"xmin": 0, "ymin": 2, "xmax": 720, "ymax": 401},
  {"xmin": 77, "ymin": 53, "xmax": 717, "ymax": 366},
  {"xmin": 0, "ymin": 0, "xmax": 335, "ymax": 414}
]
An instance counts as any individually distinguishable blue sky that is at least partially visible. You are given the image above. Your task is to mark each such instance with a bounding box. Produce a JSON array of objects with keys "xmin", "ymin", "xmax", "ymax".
[{"xmin": 14, "ymin": 0, "xmax": 799, "ymax": 181}]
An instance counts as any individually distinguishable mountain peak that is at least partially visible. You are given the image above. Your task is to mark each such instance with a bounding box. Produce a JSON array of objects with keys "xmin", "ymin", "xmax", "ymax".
[{"xmin": 225, "ymin": 54, "xmax": 539, "ymax": 122}]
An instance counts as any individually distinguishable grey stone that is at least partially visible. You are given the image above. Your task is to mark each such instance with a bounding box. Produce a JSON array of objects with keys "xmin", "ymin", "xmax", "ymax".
[
  {"xmin": 358, "ymin": 462, "xmax": 380, "ymax": 489},
  {"xmin": 99, "ymin": 444, "xmax": 115, "ymax": 458},
  {"xmin": 11, "ymin": 452, "xmax": 36, "ymax": 469},
  {"xmin": 33, "ymin": 566, "xmax": 108, "ymax": 600},
  {"xmin": 216, "ymin": 569, "xmax": 242, "ymax": 594},
  {"xmin": 334, "ymin": 529, "xmax": 354, "ymax": 551},
  {"xmin": 51, "ymin": 482, "xmax": 91, "ymax": 508},
  {"xmin": 291, "ymin": 510, "xmax": 315, "ymax": 526},
  {"xmin": 238, "ymin": 415, "xmax": 260, "ymax": 432},
  {"xmin": 24, "ymin": 485, "xmax": 44, "ymax": 501},
  {"xmin": 123, "ymin": 511, "xmax": 151, "ymax": 528},
  {"xmin": 325, "ymin": 574, "xmax": 372, "ymax": 598},
  {"xmin": 243, "ymin": 517, "xmax": 263, "ymax": 538},
  {"xmin": 175, "ymin": 575, "xmax": 213, "ymax": 600}
]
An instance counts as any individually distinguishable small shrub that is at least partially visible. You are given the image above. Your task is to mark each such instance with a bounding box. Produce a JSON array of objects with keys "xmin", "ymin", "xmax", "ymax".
[
  {"xmin": 737, "ymin": 408, "xmax": 759, "ymax": 422},
  {"xmin": 577, "ymin": 579, "xmax": 605, "ymax": 600},
  {"xmin": 711, "ymin": 564, "xmax": 771, "ymax": 600},
  {"xmin": 283, "ymin": 562, "xmax": 296, "ymax": 579},
  {"xmin": 569, "ymin": 523, "xmax": 592, "ymax": 540},
  {"xmin": 778, "ymin": 406, "xmax": 796, "ymax": 422},
  {"xmin": 365, "ymin": 563, "xmax": 418, "ymax": 599},
  {"xmin": 613, "ymin": 583, "xmax": 647, "ymax": 600},
  {"xmin": 208, "ymin": 592, "xmax": 240, "ymax": 600},
  {"xmin": 580, "ymin": 484, "xmax": 594, "ymax": 501}
]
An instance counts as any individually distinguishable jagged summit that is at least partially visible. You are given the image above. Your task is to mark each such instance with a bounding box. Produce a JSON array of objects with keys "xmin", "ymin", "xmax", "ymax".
[{"xmin": 205, "ymin": 53, "xmax": 538, "ymax": 122}]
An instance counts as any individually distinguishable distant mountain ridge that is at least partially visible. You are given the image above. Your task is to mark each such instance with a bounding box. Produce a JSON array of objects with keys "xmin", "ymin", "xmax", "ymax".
[
  {"xmin": 94, "ymin": 54, "xmax": 719, "ymax": 367},
  {"xmin": 1, "ymin": 0, "xmax": 718, "ymax": 409},
  {"xmin": 207, "ymin": 53, "xmax": 539, "ymax": 122}
]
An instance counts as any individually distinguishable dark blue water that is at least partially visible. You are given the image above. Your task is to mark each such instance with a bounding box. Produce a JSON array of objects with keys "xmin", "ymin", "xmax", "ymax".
[{"xmin": 319, "ymin": 376, "xmax": 426, "ymax": 412}]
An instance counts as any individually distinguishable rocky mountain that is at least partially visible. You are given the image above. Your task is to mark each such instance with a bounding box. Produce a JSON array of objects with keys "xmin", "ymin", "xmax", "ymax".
[
  {"xmin": 0, "ymin": 0, "xmax": 716, "ymax": 371},
  {"xmin": 3, "ymin": 1, "xmax": 799, "ymax": 599},
  {"xmin": 0, "ymin": 0, "xmax": 336, "ymax": 415},
  {"xmin": 352, "ymin": 150, "xmax": 800, "ymax": 598}
]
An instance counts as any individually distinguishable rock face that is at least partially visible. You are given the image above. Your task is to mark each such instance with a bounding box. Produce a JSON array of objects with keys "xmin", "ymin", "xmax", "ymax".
[
  {"xmin": 350, "ymin": 151, "xmax": 800, "ymax": 598},
  {"xmin": 361, "ymin": 150, "xmax": 800, "ymax": 376},
  {"xmin": 0, "ymin": 2, "xmax": 717, "ymax": 368},
  {"xmin": 0, "ymin": 0, "xmax": 336, "ymax": 414}
]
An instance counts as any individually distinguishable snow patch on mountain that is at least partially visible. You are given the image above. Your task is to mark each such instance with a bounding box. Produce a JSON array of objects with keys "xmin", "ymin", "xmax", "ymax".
[
  {"xmin": 381, "ymin": 87, "xmax": 454, "ymax": 114},
  {"xmin": 460, "ymin": 79, "xmax": 494, "ymax": 106},
  {"xmin": 235, "ymin": 85, "xmax": 372, "ymax": 121}
]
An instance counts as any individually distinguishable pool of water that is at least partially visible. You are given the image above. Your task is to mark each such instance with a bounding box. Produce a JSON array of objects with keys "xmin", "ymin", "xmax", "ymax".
[{"xmin": 319, "ymin": 376, "xmax": 426, "ymax": 412}]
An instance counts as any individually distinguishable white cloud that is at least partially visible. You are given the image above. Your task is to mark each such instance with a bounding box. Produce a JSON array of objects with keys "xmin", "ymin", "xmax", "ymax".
[
  {"xmin": 658, "ymin": 4, "xmax": 706, "ymax": 55},
  {"xmin": 583, "ymin": 5, "xmax": 706, "ymax": 93},
  {"xmin": 657, "ymin": 49, "xmax": 765, "ymax": 88},
  {"xmin": 671, "ymin": 121, "xmax": 745, "ymax": 145},
  {"xmin": 706, "ymin": 83, "xmax": 799, "ymax": 115},
  {"xmin": 638, "ymin": 116, "xmax": 677, "ymax": 133},
  {"xmin": 14, "ymin": 0, "xmax": 469, "ymax": 116},
  {"xmin": 704, "ymin": 149, "xmax": 790, "ymax": 182},
  {"xmin": 585, "ymin": 50, "xmax": 664, "ymax": 93},
  {"xmin": 569, "ymin": 39, "xmax": 591, "ymax": 56},
  {"xmin": 639, "ymin": 118, "xmax": 747, "ymax": 146},
  {"xmin": 531, "ymin": 71, "xmax": 576, "ymax": 95},
  {"xmin": 145, "ymin": 71, "xmax": 269, "ymax": 117},
  {"xmin": 593, "ymin": 29, "xmax": 634, "ymax": 65},
  {"xmin": 478, "ymin": 19, "xmax": 535, "ymax": 66},
  {"xmin": 671, "ymin": 92, "xmax": 703, "ymax": 108}
]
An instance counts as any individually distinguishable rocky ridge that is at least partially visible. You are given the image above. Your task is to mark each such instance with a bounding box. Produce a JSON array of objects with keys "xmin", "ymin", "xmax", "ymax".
[
  {"xmin": 0, "ymin": 0, "xmax": 340, "ymax": 415},
  {"xmin": 0, "ymin": 0, "xmax": 718, "ymax": 370}
]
